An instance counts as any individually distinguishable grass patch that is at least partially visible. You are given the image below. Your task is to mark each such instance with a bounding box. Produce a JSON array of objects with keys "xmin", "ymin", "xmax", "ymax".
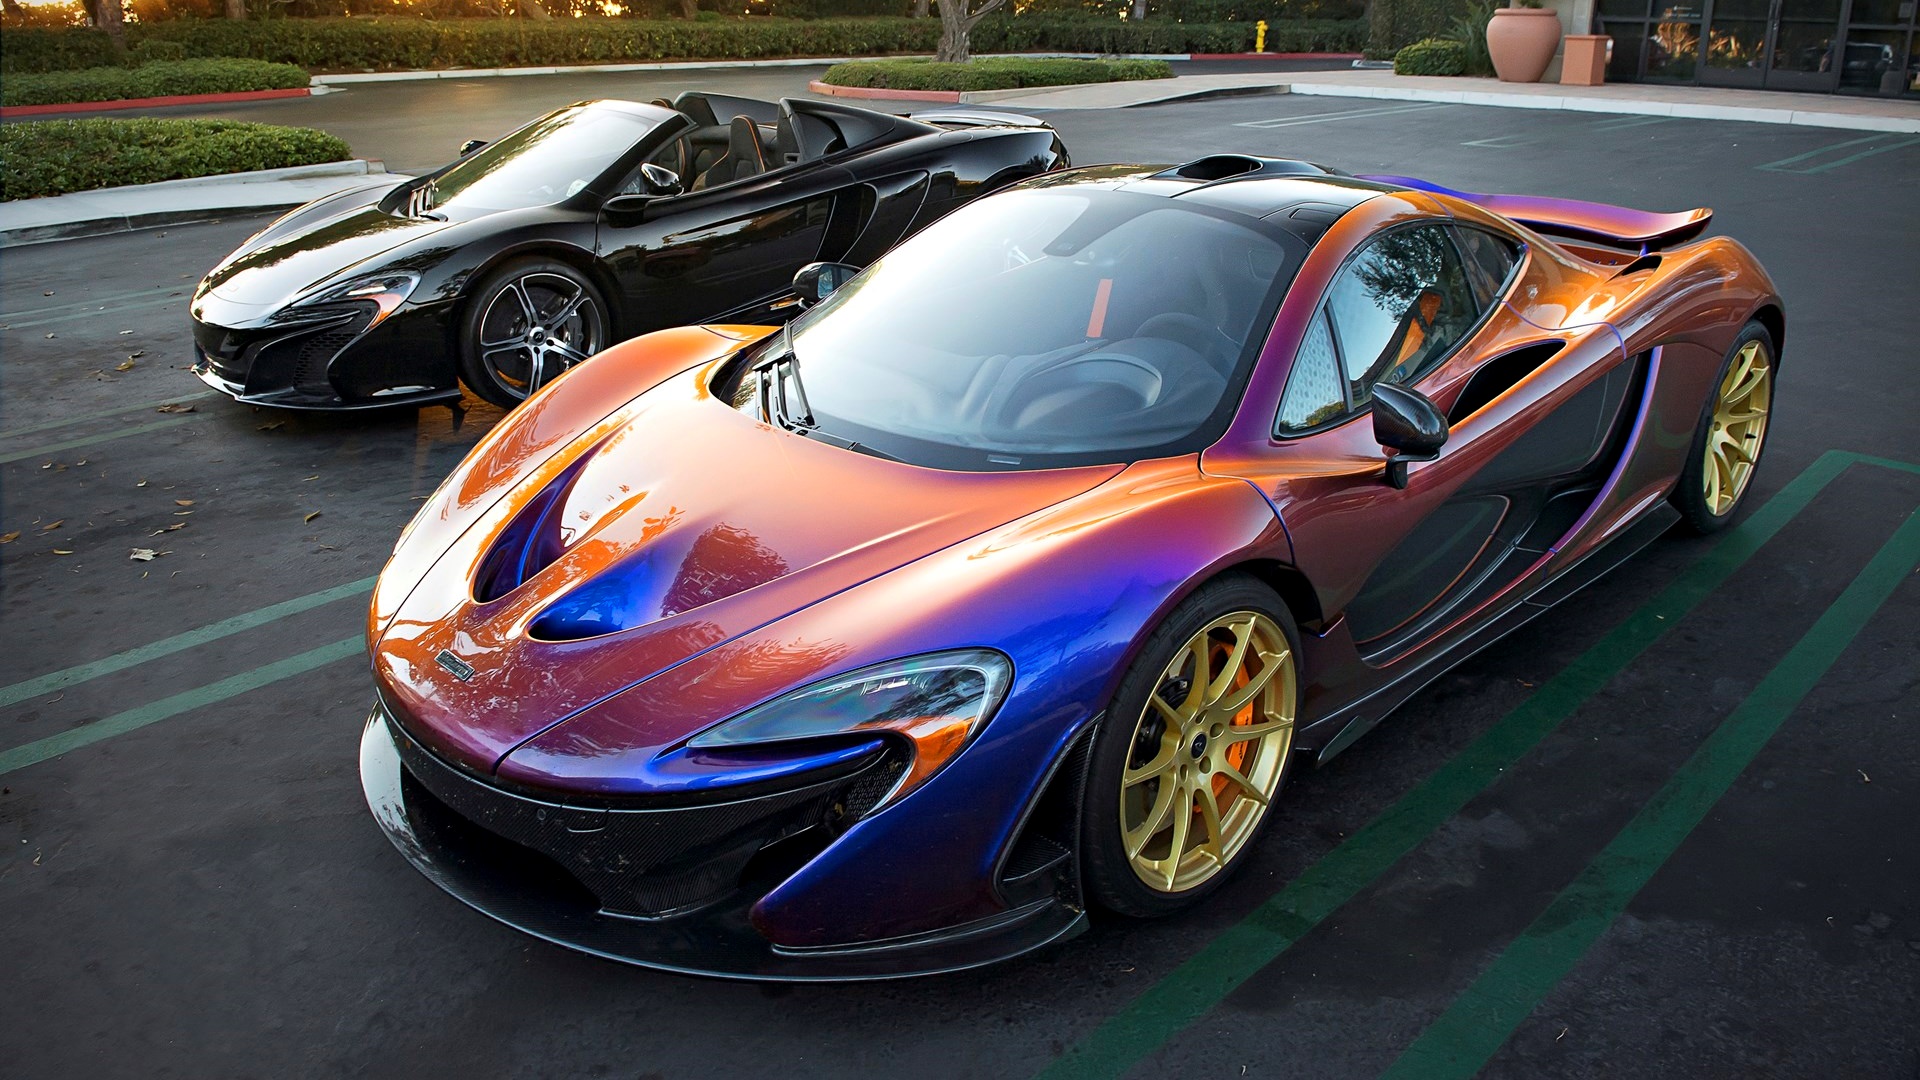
[
  {"xmin": 1, "ymin": 59, "xmax": 311, "ymax": 108},
  {"xmin": 822, "ymin": 56, "xmax": 1173, "ymax": 92},
  {"xmin": 1, "ymin": 118, "xmax": 352, "ymax": 201}
]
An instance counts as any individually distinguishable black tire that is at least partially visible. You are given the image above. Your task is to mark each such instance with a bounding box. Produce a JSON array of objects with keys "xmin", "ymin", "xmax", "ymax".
[
  {"xmin": 458, "ymin": 257, "xmax": 610, "ymax": 410},
  {"xmin": 1673, "ymin": 320, "xmax": 1775, "ymax": 534},
  {"xmin": 1082, "ymin": 574, "xmax": 1303, "ymax": 918}
]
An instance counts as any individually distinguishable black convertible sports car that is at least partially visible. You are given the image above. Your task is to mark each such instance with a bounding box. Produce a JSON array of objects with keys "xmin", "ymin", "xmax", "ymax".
[{"xmin": 188, "ymin": 93, "xmax": 1068, "ymax": 409}]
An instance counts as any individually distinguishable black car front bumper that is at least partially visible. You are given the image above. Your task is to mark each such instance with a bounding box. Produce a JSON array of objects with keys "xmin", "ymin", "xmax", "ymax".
[
  {"xmin": 190, "ymin": 300, "xmax": 462, "ymax": 410},
  {"xmin": 359, "ymin": 708, "xmax": 1087, "ymax": 980}
]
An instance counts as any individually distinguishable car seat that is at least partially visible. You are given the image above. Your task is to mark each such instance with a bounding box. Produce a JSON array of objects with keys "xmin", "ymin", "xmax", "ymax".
[{"xmin": 695, "ymin": 115, "xmax": 772, "ymax": 190}]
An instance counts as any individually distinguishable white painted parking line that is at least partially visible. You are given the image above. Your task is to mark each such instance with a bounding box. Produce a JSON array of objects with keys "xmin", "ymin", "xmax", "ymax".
[{"xmin": 1234, "ymin": 103, "xmax": 1453, "ymax": 129}]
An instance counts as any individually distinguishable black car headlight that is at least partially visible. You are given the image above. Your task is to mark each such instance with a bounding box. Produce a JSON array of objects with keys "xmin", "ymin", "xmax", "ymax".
[
  {"xmin": 687, "ymin": 649, "xmax": 1013, "ymax": 807},
  {"xmin": 292, "ymin": 271, "xmax": 420, "ymax": 328}
]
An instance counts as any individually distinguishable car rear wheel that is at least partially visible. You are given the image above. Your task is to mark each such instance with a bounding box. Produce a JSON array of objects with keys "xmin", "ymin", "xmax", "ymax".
[
  {"xmin": 459, "ymin": 258, "xmax": 609, "ymax": 409},
  {"xmin": 1082, "ymin": 575, "xmax": 1301, "ymax": 918},
  {"xmin": 1674, "ymin": 321, "xmax": 1774, "ymax": 534}
]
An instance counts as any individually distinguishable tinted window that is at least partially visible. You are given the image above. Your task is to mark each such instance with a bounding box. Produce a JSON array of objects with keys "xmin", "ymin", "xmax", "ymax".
[
  {"xmin": 1275, "ymin": 224, "xmax": 1480, "ymax": 434},
  {"xmin": 735, "ymin": 189, "xmax": 1304, "ymax": 471},
  {"xmin": 1455, "ymin": 226, "xmax": 1522, "ymax": 304}
]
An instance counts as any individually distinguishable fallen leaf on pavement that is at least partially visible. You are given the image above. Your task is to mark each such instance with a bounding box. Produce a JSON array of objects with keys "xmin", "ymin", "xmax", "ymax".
[
  {"xmin": 135, "ymin": 479, "xmax": 149, "ymax": 487},
  {"xmin": 114, "ymin": 359, "xmax": 137, "ymax": 372},
  {"xmin": 118, "ymin": 330, "xmax": 135, "ymax": 336},
  {"xmin": 258, "ymin": 421, "xmax": 284, "ymax": 431},
  {"xmin": 128, "ymin": 350, "xmax": 145, "ymax": 360},
  {"xmin": 173, "ymin": 510, "xmax": 192, "ymax": 516},
  {"xmin": 148, "ymin": 522, "xmax": 187, "ymax": 535},
  {"xmin": 174, "ymin": 499, "xmax": 194, "ymax": 507},
  {"xmin": 40, "ymin": 520, "xmax": 63, "ymax": 532},
  {"xmin": 0, "ymin": 532, "xmax": 18, "ymax": 544},
  {"xmin": 52, "ymin": 549, "xmax": 73, "ymax": 555},
  {"xmin": 45, "ymin": 333, "xmax": 55, "ymax": 339},
  {"xmin": 302, "ymin": 475, "xmax": 319, "ymax": 481},
  {"xmin": 129, "ymin": 548, "xmax": 167, "ymax": 561},
  {"xmin": 155, "ymin": 403, "xmax": 195, "ymax": 414},
  {"xmin": 303, "ymin": 511, "xmax": 322, "ymax": 523}
]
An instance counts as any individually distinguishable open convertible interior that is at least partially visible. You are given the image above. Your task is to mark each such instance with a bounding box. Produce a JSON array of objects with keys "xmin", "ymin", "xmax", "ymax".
[{"xmin": 640, "ymin": 92, "xmax": 938, "ymax": 192}]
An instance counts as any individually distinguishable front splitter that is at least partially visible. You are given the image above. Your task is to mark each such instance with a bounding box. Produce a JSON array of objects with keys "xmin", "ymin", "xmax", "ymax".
[{"xmin": 358, "ymin": 711, "xmax": 1087, "ymax": 981}]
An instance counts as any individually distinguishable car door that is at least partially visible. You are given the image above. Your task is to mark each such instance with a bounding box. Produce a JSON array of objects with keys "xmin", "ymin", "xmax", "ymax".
[
  {"xmin": 1226, "ymin": 221, "xmax": 1638, "ymax": 661},
  {"xmin": 596, "ymin": 160, "xmax": 857, "ymax": 335}
]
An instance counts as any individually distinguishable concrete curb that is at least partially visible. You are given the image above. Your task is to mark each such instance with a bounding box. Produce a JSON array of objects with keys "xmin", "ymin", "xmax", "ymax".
[
  {"xmin": 0, "ymin": 159, "xmax": 398, "ymax": 249},
  {"xmin": 0, "ymin": 87, "xmax": 313, "ymax": 120},
  {"xmin": 1283, "ymin": 81, "xmax": 1920, "ymax": 133}
]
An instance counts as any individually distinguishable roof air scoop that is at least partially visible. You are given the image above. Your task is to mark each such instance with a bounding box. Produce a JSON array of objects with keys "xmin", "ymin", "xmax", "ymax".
[{"xmin": 1158, "ymin": 156, "xmax": 1344, "ymax": 183}]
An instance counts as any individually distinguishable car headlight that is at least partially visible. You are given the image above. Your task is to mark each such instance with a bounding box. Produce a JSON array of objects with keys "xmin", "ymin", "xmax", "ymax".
[
  {"xmin": 292, "ymin": 271, "xmax": 420, "ymax": 328},
  {"xmin": 687, "ymin": 649, "xmax": 1013, "ymax": 807}
]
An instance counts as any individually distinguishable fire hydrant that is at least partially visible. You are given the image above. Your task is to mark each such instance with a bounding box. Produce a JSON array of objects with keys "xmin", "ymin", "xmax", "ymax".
[{"xmin": 1255, "ymin": 19, "xmax": 1268, "ymax": 53}]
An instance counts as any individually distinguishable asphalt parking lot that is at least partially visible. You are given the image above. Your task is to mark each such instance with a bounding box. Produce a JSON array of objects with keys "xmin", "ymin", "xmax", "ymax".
[{"xmin": 2, "ymin": 87, "xmax": 1917, "ymax": 1079}]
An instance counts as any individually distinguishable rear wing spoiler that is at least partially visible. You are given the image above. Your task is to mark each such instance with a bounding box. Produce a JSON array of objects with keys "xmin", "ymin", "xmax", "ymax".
[{"xmin": 1358, "ymin": 174, "xmax": 1712, "ymax": 252}]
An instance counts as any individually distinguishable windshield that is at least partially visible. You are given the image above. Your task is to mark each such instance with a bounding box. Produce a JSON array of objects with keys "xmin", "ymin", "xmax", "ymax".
[
  {"xmin": 420, "ymin": 104, "xmax": 660, "ymax": 214},
  {"xmin": 755, "ymin": 188, "xmax": 1303, "ymax": 471}
]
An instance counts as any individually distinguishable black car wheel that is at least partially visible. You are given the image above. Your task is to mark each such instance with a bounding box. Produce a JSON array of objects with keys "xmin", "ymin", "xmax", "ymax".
[
  {"xmin": 459, "ymin": 258, "xmax": 609, "ymax": 408},
  {"xmin": 1081, "ymin": 574, "xmax": 1302, "ymax": 918},
  {"xmin": 1673, "ymin": 320, "xmax": 1775, "ymax": 534}
]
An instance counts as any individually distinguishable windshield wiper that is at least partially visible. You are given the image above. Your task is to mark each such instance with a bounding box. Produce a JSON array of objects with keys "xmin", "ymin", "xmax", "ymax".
[{"xmin": 755, "ymin": 325, "xmax": 812, "ymax": 432}]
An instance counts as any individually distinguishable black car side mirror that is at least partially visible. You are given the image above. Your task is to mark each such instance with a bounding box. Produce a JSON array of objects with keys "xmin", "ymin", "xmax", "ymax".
[
  {"xmin": 637, "ymin": 163, "xmax": 682, "ymax": 197},
  {"xmin": 458, "ymin": 138, "xmax": 488, "ymax": 156},
  {"xmin": 1372, "ymin": 383, "xmax": 1448, "ymax": 490},
  {"xmin": 793, "ymin": 262, "xmax": 859, "ymax": 307}
]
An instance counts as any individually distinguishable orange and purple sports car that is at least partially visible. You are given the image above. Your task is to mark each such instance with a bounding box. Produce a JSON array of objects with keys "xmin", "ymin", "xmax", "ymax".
[{"xmin": 360, "ymin": 156, "xmax": 1782, "ymax": 979}]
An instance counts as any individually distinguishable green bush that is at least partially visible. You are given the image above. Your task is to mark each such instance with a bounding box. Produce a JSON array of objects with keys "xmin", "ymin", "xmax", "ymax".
[
  {"xmin": 822, "ymin": 56, "xmax": 1172, "ymax": 91},
  {"xmin": 1445, "ymin": 0, "xmax": 1495, "ymax": 74},
  {"xmin": 1368, "ymin": 0, "xmax": 1474, "ymax": 57},
  {"xmin": 2, "ymin": 59, "xmax": 312, "ymax": 107},
  {"xmin": 1, "ymin": 15, "xmax": 1366, "ymax": 75},
  {"xmin": 128, "ymin": 39, "xmax": 192, "ymax": 64},
  {"xmin": 1392, "ymin": 36, "xmax": 1466, "ymax": 75},
  {"xmin": 1, "ymin": 118, "xmax": 352, "ymax": 200}
]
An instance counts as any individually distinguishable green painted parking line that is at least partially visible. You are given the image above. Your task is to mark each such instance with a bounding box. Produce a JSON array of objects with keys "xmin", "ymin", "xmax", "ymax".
[
  {"xmin": 1759, "ymin": 133, "xmax": 1920, "ymax": 174},
  {"xmin": 1, "ymin": 391, "xmax": 215, "ymax": 441},
  {"xmin": 0, "ymin": 636, "xmax": 365, "ymax": 776},
  {"xmin": 0, "ymin": 417, "xmax": 193, "ymax": 465},
  {"xmin": 1033, "ymin": 449, "xmax": 1891, "ymax": 1080},
  {"xmin": 0, "ymin": 576, "xmax": 376, "ymax": 710},
  {"xmin": 1380, "ymin": 504, "xmax": 1920, "ymax": 1080}
]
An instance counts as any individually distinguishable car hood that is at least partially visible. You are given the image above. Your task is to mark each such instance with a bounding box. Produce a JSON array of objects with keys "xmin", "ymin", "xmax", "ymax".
[
  {"xmin": 373, "ymin": 347, "xmax": 1122, "ymax": 776},
  {"xmin": 200, "ymin": 199, "xmax": 455, "ymax": 308}
]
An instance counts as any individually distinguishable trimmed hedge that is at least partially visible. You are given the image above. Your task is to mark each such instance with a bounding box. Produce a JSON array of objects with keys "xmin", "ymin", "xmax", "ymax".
[
  {"xmin": 1367, "ymin": 0, "xmax": 1473, "ymax": 57},
  {"xmin": 2, "ymin": 59, "xmax": 312, "ymax": 107},
  {"xmin": 1392, "ymin": 37, "xmax": 1466, "ymax": 74},
  {"xmin": 823, "ymin": 56, "xmax": 1172, "ymax": 91},
  {"xmin": 0, "ymin": 16, "xmax": 1366, "ymax": 75},
  {"xmin": 2, "ymin": 118, "xmax": 351, "ymax": 200}
]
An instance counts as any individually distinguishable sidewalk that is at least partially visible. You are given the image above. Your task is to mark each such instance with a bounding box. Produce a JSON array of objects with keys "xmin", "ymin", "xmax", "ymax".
[
  {"xmin": 0, "ymin": 160, "xmax": 403, "ymax": 248},
  {"xmin": 979, "ymin": 69, "xmax": 1920, "ymax": 133}
]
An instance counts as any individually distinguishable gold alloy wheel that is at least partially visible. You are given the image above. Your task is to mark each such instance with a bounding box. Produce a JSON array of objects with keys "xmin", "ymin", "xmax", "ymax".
[
  {"xmin": 1703, "ymin": 339, "xmax": 1773, "ymax": 517},
  {"xmin": 1119, "ymin": 611, "xmax": 1296, "ymax": 893}
]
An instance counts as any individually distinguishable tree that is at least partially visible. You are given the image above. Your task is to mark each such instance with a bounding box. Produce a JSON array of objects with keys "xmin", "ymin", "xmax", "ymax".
[
  {"xmin": 1130, "ymin": 0, "xmax": 1146, "ymax": 19},
  {"xmin": 933, "ymin": 0, "xmax": 1004, "ymax": 63},
  {"xmin": 679, "ymin": 0, "xmax": 698, "ymax": 18},
  {"xmin": 225, "ymin": 0, "xmax": 245, "ymax": 18},
  {"xmin": 93, "ymin": 0, "xmax": 125, "ymax": 49},
  {"xmin": 518, "ymin": 0, "xmax": 552, "ymax": 19},
  {"xmin": 912, "ymin": 0, "xmax": 929, "ymax": 17}
]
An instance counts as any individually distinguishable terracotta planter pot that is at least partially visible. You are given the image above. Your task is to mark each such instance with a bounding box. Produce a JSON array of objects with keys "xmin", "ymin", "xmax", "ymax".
[{"xmin": 1487, "ymin": 7, "xmax": 1562, "ymax": 83}]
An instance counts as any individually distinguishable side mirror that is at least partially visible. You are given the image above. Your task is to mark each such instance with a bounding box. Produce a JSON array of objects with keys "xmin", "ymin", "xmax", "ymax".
[
  {"xmin": 637, "ymin": 162, "xmax": 682, "ymax": 197},
  {"xmin": 457, "ymin": 138, "xmax": 488, "ymax": 157},
  {"xmin": 792, "ymin": 262, "xmax": 860, "ymax": 307},
  {"xmin": 1372, "ymin": 383, "xmax": 1447, "ymax": 490}
]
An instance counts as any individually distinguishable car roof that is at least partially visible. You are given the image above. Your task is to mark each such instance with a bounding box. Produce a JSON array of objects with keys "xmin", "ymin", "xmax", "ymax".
[{"xmin": 1050, "ymin": 157, "xmax": 1418, "ymax": 244}]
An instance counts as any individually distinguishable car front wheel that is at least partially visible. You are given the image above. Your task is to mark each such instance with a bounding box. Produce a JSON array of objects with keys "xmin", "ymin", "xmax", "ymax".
[
  {"xmin": 1081, "ymin": 574, "xmax": 1302, "ymax": 918},
  {"xmin": 458, "ymin": 258, "xmax": 609, "ymax": 409}
]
